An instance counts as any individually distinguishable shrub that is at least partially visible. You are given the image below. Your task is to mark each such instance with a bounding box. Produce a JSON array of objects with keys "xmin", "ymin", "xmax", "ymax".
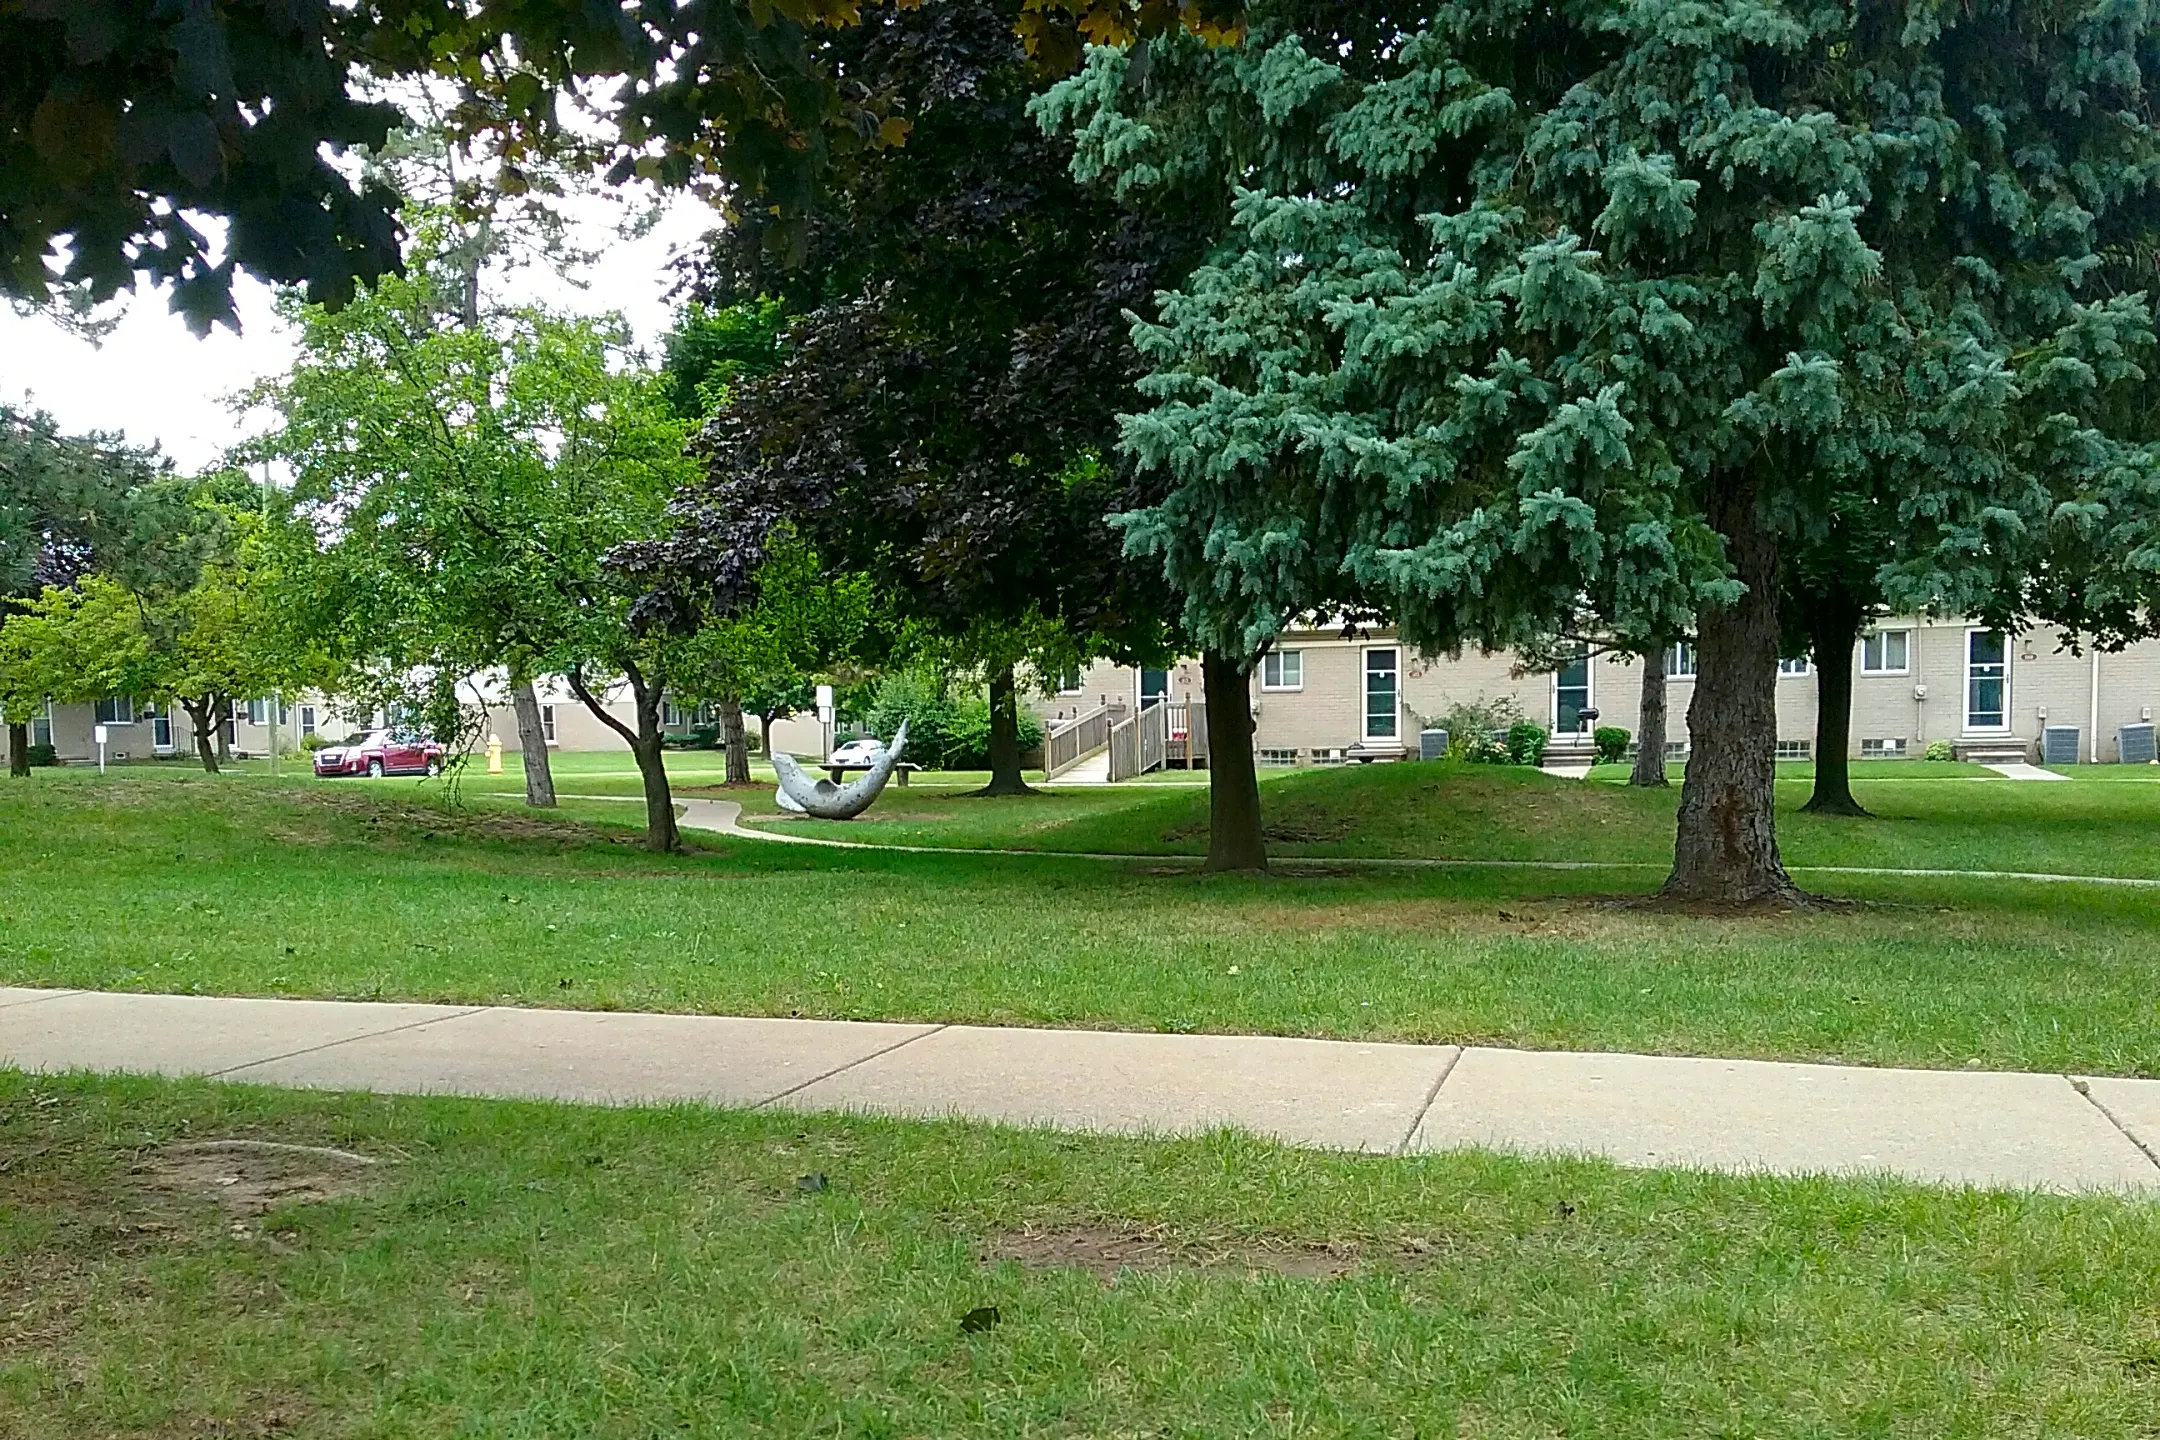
[
  {"xmin": 1925, "ymin": 738, "xmax": 1956, "ymax": 762},
  {"xmin": 863, "ymin": 668, "xmax": 1044, "ymax": 769},
  {"xmin": 1593, "ymin": 725, "xmax": 1631, "ymax": 765},
  {"xmin": 1505, "ymin": 720, "xmax": 1550, "ymax": 767},
  {"xmin": 662, "ymin": 724, "xmax": 721, "ymax": 750},
  {"xmin": 1439, "ymin": 695, "xmax": 1523, "ymax": 763},
  {"xmin": 24, "ymin": 743, "xmax": 57, "ymax": 768},
  {"xmin": 301, "ymin": 732, "xmax": 332, "ymax": 752}
]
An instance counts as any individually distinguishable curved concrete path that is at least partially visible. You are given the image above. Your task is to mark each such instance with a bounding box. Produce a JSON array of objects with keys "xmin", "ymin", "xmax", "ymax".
[
  {"xmin": 667, "ymin": 797, "xmax": 2160, "ymax": 890},
  {"xmin": 4, "ymin": 984, "xmax": 2157, "ymax": 1194}
]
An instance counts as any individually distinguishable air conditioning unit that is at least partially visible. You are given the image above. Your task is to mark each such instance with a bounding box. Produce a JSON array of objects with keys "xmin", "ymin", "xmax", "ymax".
[
  {"xmin": 1419, "ymin": 728, "xmax": 1449, "ymax": 760},
  {"xmin": 2120, "ymin": 723, "xmax": 2157, "ymax": 764},
  {"xmin": 2041, "ymin": 726, "xmax": 2080, "ymax": 765}
]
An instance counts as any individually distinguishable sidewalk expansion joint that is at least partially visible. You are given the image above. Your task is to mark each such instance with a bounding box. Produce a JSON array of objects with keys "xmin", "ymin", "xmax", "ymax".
[
  {"xmin": 2067, "ymin": 1075, "xmax": 2160, "ymax": 1173},
  {"xmin": 753, "ymin": 1023, "xmax": 952, "ymax": 1109},
  {"xmin": 0, "ymin": 988, "xmax": 81, "ymax": 1010},
  {"xmin": 208, "ymin": 1007, "xmax": 490, "ymax": 1080},
  {"xmin": 1393, "ymin": 1045, "xmax": 1464, "ymax": 1156}
]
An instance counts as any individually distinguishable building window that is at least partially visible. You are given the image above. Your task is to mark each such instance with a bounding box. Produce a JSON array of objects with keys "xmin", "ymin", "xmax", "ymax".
[
  {"xmin": 247, "ymin": 698, "xmax": 268, "ymax": 726},
  {"xmin": 1860, "ymin": 629, "xmax": 1910, "ymax": 675},
  {"xmin": 151, "ymin": 712, "xmax": 174, "ymax": 751},
  {"xmin": 1665, "ymin": 643, "xmax": 1697, "ymax": 678},
  {"xmin": 1775, "ymin": 739, "xmax": 1812, "ymax": 760},
  {"xmin": 1261, "ymin": 650, "xmax": 1303, "ymax": 691},
  {"xmin": 1310, "ymin": 747, "xmax": 1349, "ymax": 765},
  {"xmin": 93, "ymin": 696, "xmax": 135, "ymax": 725},
  {"xmin": 1554, "ymin": 648, "xmax": 1591, "ymax": 732},
  {"xmin": 1967, "ymin": 630, "xmax": 2007, "ymax": 730},
  {"xmin": 1778, "ymin": 657, "xmax": 1811, "ymax": 677},
  {"xmin": 1861, "ymin": 737, "xmax": 1907, "ymax": 758},
  {"xmin": 1363, "ymin": 649, "xmax": 1399, "ymax": 740},
  {"xmin": 278, "ymin": 701, "xmax": 291, "ymax": 727},
  {"xmin": 540, "ymin": 705, "xmax": 558, "ymax": 744},
  {"xmin": 1055, "ymin": 666, "xmax": 1084, "ymax": 695},
  {"xmin": 299, "ymin": 704, "xmax": 317, "ymax": 737},
  {"xmin": 1258, "ymin": 748, "xmax": 1299, "ymax": 767},
  {"xmin": 31, "ymin": 705, "xmax": 52, "ymax": 749}
]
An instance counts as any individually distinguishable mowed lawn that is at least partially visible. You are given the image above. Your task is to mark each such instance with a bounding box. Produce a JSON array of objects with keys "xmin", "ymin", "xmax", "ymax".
[
  {"xmin": 7, "ymin": 1072, "xmax": 2160, "ymax": 1438},
  {"xmin": 5, "ymin": 768, "xmax": 2160, "ymax": 1076}
]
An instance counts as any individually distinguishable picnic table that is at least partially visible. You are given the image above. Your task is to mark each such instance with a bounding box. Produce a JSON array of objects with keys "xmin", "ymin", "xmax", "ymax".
[{"xmin": 821, "ymin": 760, "xmax": 920, "ymax": 787}]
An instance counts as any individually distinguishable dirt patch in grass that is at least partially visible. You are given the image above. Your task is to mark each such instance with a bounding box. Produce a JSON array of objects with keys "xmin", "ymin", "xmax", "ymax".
[
  {"xmin": 983, "ymin": 1224, "xmax": 1366, "ymax": 1281},
  {"xmin": 139, "ymin": 1139, "xmax": 385, "ymax": 1217}
]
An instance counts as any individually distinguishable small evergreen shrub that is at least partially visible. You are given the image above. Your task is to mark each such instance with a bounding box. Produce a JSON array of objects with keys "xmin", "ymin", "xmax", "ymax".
[
  {"xmin": 25, "ymin": 743, "xmax": 58, "ymax": 767},
  {"xmin": 1924, "ymin": 738, "xmax": 1956, "ymax": 762},
  {"xmin": 301, "ymin": 732, "xmax": 331, "ymax": 752},
  {"xmin": 1505, "ymin": 720, "xmax": 1550, "ymax": 767},
  {"xmin": 1593, "ymin": 725, "xmax": 1631, "ymax": 764}
]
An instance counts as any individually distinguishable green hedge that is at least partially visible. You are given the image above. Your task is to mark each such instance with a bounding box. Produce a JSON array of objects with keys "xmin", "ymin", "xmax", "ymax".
[{"xmin": 861, "ymin": 671, "xmax": 1045, "ymax": 770}]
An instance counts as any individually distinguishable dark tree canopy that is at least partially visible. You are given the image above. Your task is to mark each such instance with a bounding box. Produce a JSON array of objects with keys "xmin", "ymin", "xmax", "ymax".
[
  {"xmin": 624, "ymin": 0, "xmax": 1209, "ymax": 667},
  {"xmin": 3, "ymin": 0, "xmax": 1240, "ymax": 333}
]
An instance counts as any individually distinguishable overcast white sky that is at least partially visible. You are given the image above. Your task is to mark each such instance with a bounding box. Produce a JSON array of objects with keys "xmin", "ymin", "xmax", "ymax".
[{"xmin": 0, "ymin": 191, "xmax": 723, "ymax": 474}]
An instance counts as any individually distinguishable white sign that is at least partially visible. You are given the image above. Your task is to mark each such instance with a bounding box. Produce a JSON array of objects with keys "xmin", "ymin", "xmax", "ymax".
[
  {"xmin": 815, "ymin": 684, "xmax": 834, "ymax": 708},
  {"xmin": 93, "ymin": 724, "xmax": 109, "ymax": 746},
  {"xmin": 816, "ymin": 706, "xmax": 834, "ymax": 724}
]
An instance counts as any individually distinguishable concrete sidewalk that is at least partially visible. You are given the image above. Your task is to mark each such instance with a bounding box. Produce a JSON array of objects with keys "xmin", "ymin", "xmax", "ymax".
[{"xmin": 5, "ymin": 986, "xmax": 2157, "ymax": 1194}]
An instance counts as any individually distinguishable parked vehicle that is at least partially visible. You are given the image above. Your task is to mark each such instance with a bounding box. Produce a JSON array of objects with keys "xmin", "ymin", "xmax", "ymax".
[
  {"xmin": 827, "ymin": 736, "xmax": 885, "ymax": 766},
  {"xmin": 313, "ymin": 729, "xmax": 446, "ymax": 778}
]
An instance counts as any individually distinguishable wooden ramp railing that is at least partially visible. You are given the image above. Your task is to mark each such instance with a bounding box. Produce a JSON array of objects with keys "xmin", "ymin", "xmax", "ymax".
[
  {"xmin": 1043, "ymin": 704, "xmax": 1113, "ymax": 779},
  {"xmin": 1108, "ymin": 700, "xmax": 1207, "ymax": 781}
]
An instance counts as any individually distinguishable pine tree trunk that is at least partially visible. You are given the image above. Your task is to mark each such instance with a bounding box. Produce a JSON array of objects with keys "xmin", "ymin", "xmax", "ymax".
[
  {"xmin": 630, "ymin": 681, "xmax": 680, "ymax": 853},
  {"xmin": 7, "ymin": 721, "xmax": 27, "ymax": 778},
  {"xmin": 1659, "ymin": 483, "xmax": 1806, "ymax": 905},
  {"xmin": 975, "ymin": 662, "xmax": 1033, "ymax": 796},
  {"xmin": 1630, "ymin": 653, "xmax": 1669, "ymax": 787},
  {"xmin": 509, "ymin": 677, "xmax": 557, "ymax": 808},
  {"xmin": 1803, "ymin": 589, "xmax": 1868, "ymax": 817},
  {"xmin": 720, "ymin": 694, "xmax": 751, "ymax": 784},
  {"xmin": 182, "ymin": 696, "xmax": 221, "ymax": 774},
  {"xmin": 1202, "ymin": 648, "xmax": 1268, "ymax": 872}
]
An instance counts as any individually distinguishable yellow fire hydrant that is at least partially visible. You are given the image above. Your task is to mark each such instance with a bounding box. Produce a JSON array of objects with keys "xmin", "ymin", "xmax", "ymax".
[{"xmin": 486, "ymin": 733, "xmax": 504, "ymax": 775}]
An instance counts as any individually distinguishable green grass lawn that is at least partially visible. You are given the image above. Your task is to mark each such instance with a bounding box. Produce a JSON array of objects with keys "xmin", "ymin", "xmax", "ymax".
[
  {"xmin": 7, "ymin": 1071, "xmax": 2160, "ymax": 1437},
  {"xmin": 8, "ymin": 770, "xmax": 2160, "ymax": 1075},
  {"xmin": 750, "ymin": 757, "xmax": 2160, "ymax": 881}
]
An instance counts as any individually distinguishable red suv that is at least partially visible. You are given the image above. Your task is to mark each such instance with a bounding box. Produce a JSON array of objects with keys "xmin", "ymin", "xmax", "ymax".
[{"xmin": 313, "ymin": 729, "xmax": 447, "ymax": 778}]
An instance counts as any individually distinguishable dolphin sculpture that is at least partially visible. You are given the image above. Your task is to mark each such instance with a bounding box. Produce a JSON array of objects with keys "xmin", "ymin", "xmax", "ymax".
[{"xmin": 772, "ymin": 720, "xmax": 910, "ymax": 820}]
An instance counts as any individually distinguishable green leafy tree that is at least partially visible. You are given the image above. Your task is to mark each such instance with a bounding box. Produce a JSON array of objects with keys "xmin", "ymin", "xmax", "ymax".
[
  {"xmin": 1044, "ymin": 0, "xmax": 2160, "ymax": 902},
  {"xmin": 0, "ymin": 406, "xmax": 204, "ymax": 774},
  {"xmin": 672, "ymin": 526, "xmax": 882, "ymax": 783},
  {"xmin": 244, "ymin": 257, "xmax": 699, "ymax": 850},
  {"xmin": 0, "ymin": 577, "xmax": 147, "ymax": 748},
  {"xmin": 4, "ymin": 0, "xmax": 1235, "ymax": 332}
]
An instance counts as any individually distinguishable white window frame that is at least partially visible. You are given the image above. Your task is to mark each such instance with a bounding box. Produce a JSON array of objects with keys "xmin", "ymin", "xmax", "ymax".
[
  {"xmin": 247, "ymin": 698, "xmax": 268, "ymax": 726},
  {"xmin": 299, "ymin": 704, "xmax": 318, "ymax": 737},
  {"xmin": 93, "ymin": 696, "xmax": 136, "ymax": 725},
  {"xmin": 1257, "ymin": 747, "xmax": 1299, "ymax": 767},
  {"xmin": 1362, "ymin": 647, "xmax": 1400, "ymax": 743},
  {"xmin": 1665, "ymin": 643, "xmax": 1697, "ymax": 678},
  {"xmin": 540, "ymin": 704, "xmax": 558, "ymax": 744},
  {"xmin": 1261, "ymin": 649, "xmax": 1304, "ymax": 692},
  {"xmin": 1964, "ymin": 628, "xmax": 2010, "ymax": 733},
  {"xmin": 1552, "ymin": 647, "xmax": 1593, "ymax": 732},
  {"xmin": 31, "ymin": 702, "xmax": 53, "ymax": 750},
  {"xmin": 1054, "ymin": 666, "xmax": 1084, "ymax": 696},
  {"xmin": 1778, "ymin": 656, "xmax": 1812, "ymax": 677},
  {"xmin": 1859, "ymin": 629, "xmax": 1910, "ymax": 676}
]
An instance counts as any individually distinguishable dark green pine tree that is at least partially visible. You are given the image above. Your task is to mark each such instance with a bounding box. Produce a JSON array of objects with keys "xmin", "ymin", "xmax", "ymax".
[{"xmin": 1042, "ymin": 0, "xmax": 2160, "ymax": 903}]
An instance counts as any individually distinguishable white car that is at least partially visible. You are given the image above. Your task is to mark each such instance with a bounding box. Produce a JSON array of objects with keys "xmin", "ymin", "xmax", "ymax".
[{"xmin": 827, "ymin": 736, "xmax": 886, "ymax": 767}]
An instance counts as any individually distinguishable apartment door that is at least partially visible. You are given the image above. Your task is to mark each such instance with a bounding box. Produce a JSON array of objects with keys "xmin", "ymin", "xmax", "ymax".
[
  {"xmin": 1966, "ymin": 630, "xmax": 2008, "ymax": 731},
  {"xmin": 1138, "ymin": 668, "xmax": 1171, "ymax": 710},
  {"xmin": 1363, "ymin": 648, "xmax": 1400, "ymax": 742},
  {"xmin": 1554, "ymin": 649, "xmax": 1592, "ymax": 733}
]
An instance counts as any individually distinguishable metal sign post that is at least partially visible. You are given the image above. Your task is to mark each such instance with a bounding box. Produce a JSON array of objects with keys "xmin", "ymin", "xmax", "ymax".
[
  {"xmin": 93, "ymin": 724, "xmax": 108, "ymax": 774},
  {"xmin": 816, "ymin": 683, "xmax": 835, "ymax": 760}
]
